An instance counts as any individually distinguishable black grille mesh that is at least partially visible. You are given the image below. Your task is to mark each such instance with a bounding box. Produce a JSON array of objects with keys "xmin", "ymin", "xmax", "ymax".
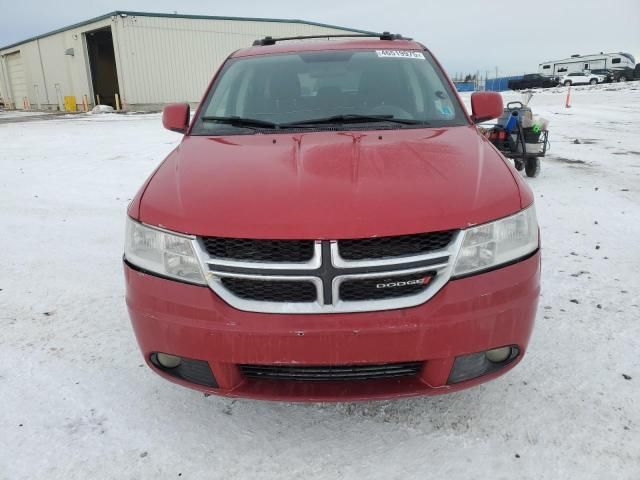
[
  {"xmin": 340, "ymin": 272, "xmax": 433, "ymax": 301},
  {"xmin": 221, "ymin": 278, "xmax": 317, "ymax": 302},
  {"xmin": 202, "ymin": 237, "xmax": 314, "ymax": 262},
  {"xmin": 338, "ymin": 231, "xmax": 455, "ymax": 260},
  {"xmin": 240, "ymin": 362, "xmax": 423, "ymax": 381}
]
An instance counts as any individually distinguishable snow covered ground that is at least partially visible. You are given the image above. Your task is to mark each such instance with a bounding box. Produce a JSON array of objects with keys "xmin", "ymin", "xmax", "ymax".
[
  {"xmin": 0, "ymin": 109, "xmax": 54, "ymax": 118},
  {"xmin": 1, "ymin": 83, "xmax": 639, "ymax": 479},
  {"xmin": 0, "ymin": 110, "xmax": 55, "ymax": 124}
]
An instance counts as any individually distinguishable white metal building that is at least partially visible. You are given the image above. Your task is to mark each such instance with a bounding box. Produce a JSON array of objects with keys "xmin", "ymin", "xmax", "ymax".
[{"xmin": 0, "ymin": 11, "xmax": 371, "ymax": 111}]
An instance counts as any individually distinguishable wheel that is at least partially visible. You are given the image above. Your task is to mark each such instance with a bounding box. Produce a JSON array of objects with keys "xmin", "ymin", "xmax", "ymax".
[
  {"xmin": 619, "ymin": 75, "xmax": 627, "ymax": 82},
  {"xmin": 564, "ymin": 80, "xmax": 571, "ymax": 86},
  {"xmin": 525, "ymin": 157, "xmax": 540, "ymax": 177},
  {"xmin": 514, "ymin": 159, "xmax": 525, "ymax": 171},
  {"xmin": 589, "ymin": 78, "xmax": 597, "ymax": 85}
]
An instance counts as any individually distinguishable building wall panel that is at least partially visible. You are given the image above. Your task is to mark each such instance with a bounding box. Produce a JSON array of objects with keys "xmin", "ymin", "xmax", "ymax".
[
  {"xmin": 6, "ymin": 51, "xmax": 28, "ymax": 107},
  {"xmin": 112, "ymin": 15, "xmax": 361, "ymax": 107}
]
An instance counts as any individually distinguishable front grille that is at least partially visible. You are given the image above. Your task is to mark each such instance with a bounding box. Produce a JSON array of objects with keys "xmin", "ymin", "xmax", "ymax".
[
  {"xmin": 240, "ymin": 362, "xmax": 423, "ymax": 381},
  {"xmin": 199, "ymin": 231, "xmax": 458, "ymax": 313},
  {"xmin": 221, "ymin": 277, "xmax": 317, "ymax": 302},
  {"xmin": 202, "ymin": 237, "xmax": 314, "ymax": 262},
  {"xmin": 340, "ymin": 272, "xmax": 433, "ymax": 301},
  {"xmin": 338, "ymin": 230, "xmax": 455, "ymax": 260}
]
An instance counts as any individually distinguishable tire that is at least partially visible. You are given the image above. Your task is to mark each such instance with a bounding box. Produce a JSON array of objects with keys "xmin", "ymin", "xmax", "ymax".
[
  {"xmin": 515, "ymin": 159, "xmax": 525, "ymax": 171},
  {"xmin": 564, "ymin": 80, "xmax": 571, "ymax": 86},
  {"xmin": 619, "ymin": 75, "xmax": 627, "ymax": 82},
  {"xmin": 589, "ymin": 78, "xmax": 597, "ymax": 85},
  {"xmin": 525, "ymin": 157, "xmax": 540, "ymax": 177}
]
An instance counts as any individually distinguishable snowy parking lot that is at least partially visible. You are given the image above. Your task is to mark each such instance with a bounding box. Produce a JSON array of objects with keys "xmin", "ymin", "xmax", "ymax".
[{"xmin": 1, "ymin": 83, "xmax": 639, "ymax": 479}]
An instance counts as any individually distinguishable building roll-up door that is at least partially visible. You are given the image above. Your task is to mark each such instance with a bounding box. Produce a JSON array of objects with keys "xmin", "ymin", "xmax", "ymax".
[{"xmin": 6, "ymin": 51, "xmax": 28, "ymax": 109}]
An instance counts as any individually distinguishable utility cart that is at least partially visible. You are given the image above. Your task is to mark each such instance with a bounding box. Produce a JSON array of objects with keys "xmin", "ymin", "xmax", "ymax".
[{"xmin": 486, "ymin": 101, "xmax": 549, "ymax": 178}]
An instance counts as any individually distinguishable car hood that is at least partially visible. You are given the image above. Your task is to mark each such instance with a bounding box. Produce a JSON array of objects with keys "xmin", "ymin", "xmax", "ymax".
[{"xmin": 137, "ymin": 126, "xmax": 525, "ymax": 239}]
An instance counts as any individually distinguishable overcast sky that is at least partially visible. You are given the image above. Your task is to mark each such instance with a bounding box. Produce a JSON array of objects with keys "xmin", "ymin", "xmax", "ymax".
[{"xmin": 2, "ymin": 0, "xmax": 639, "ymax": 76}]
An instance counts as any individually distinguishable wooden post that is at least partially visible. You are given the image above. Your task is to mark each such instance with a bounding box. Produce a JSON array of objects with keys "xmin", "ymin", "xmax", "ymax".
[
  {"xmin": 54, "ymin": 84, "xmax": 63, "ymax": 111},
  {"xmin": 565, "ymin": 86, "xmax": 571, "ymax": 108},
  {"xmin": 83, "ymin": 95, "xmax": 89, "ymax": 112},
  {"xmin": 96, "ymin": 94, "xmax": 101, "ymax": 105},
  {"xmin": 115, "ymin": 93, "xmax": 121, "ymax": 111},
  {"xmin": 34, "ymin": 85, "xmax": 41, "ymax": 110}
]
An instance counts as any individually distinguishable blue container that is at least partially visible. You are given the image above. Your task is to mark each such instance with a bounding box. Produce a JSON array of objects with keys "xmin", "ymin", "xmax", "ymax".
[
  {"xmin": 503, "ymin": 111, "xmax": 519, "ymax": 133},
  {"xmin": 453, "ymin": 81, "xmax": 476, "ymax": 92}
]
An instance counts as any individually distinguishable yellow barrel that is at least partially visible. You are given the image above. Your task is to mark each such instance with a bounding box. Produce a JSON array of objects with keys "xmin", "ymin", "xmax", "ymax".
[{"xmin": 64, "ymin": 96, "xmax": 77, "ymax": 112}]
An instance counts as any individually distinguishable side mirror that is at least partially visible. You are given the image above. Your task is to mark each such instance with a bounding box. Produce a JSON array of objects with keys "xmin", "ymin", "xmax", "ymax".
[
  {"xmin": 162, "ymin": 103, "xmax": 190, "ymax": 133},
  {"xmin": 470, "ymin": 91, "xmax": 503, "ymax": 124}
]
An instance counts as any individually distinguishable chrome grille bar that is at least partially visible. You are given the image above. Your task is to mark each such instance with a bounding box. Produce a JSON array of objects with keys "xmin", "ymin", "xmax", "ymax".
[{"xmin": 191, "ymin": 232, "xmax": 463, "ymax": 314}]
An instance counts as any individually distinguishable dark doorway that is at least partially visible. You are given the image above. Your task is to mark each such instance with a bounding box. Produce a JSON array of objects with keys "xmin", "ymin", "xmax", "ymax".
[{"xmin": 86, "ymin": 28, "xmax": 120, "ymax": 108}]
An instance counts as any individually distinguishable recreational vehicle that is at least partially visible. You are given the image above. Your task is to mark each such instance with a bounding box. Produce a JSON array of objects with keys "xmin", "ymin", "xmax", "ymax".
[{"xmin": 539, "ymin": 52, "xmax": 635, "ymax": 77}]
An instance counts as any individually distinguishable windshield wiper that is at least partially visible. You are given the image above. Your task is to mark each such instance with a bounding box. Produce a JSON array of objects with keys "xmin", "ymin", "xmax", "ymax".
[
  {"xmin": 201, "ymin": 116, "xmax": 279, "ymax": 129},
  {"xmin": 281, "ymin": 114, "xmax": 425, "ymax": 127},
  {"xmin": 200, "ymin": 114, "xmax": 426, "ymax": 131}
]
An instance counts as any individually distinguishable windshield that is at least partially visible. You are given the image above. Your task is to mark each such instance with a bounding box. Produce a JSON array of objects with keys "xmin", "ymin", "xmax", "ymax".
[{"xmin": 191, "ymin": 49, "xmax": 467, "ymax": 135}]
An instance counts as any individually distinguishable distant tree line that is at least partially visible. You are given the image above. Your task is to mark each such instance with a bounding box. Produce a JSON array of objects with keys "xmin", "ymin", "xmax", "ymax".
[{"xmin": 452, "ymin": 73, "xmax": 478, "ymax": 82}]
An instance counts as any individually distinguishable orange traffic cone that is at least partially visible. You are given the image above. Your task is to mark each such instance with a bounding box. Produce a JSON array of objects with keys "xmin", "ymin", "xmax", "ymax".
[{"xmin": 565, "ymin": 85, "xmax": 571, "ymax": 108}]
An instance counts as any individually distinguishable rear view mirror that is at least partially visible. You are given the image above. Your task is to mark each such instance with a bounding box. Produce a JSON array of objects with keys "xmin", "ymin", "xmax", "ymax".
[
  {"xmin": 470, "ymin": 92, "xmax": 503, "ymax": 124},
  {"xmin": 162, "ymin": 103, "xmax": 190, "ymax": 133}
]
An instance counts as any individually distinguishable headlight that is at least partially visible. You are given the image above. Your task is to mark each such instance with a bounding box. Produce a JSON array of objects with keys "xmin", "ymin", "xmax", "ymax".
[
  {"xmin": 453, "ymin": 205, "xmax": 538, "ymax": 277},
  {"xmin": 124, "ymin": 217, "xmax": 206, "ymax": 284}
]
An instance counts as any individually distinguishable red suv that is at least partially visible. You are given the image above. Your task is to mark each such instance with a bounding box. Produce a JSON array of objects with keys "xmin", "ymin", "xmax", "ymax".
[{"xmin": 124, "ymin": 34, "xmax": 540, "ymax": 401}]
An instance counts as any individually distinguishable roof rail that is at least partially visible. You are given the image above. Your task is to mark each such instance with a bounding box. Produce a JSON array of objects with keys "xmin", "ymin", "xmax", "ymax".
[{"xmin": 252, "ymin": 32, "xmax": 410, "ymax": 46}]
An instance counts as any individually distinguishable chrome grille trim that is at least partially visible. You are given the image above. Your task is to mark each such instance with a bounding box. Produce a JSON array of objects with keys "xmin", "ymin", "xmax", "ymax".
[
  {"xmin": 208, "ymin": 271, "xmax": 326, "ymax": 313},
  {"xmin": 330, "ymin": 241, "xmax": 451, "ymax": 269},
  {"xmin": 192, "ymin": 232, "xmax": 463, "ymax": 314},
  {"xmin": 330, "ymin": 264, "xmax": 449, "ymax": 313},
  {"xmin": 194, "ymin": 238, "xmax": 322, "ymax": 270}
]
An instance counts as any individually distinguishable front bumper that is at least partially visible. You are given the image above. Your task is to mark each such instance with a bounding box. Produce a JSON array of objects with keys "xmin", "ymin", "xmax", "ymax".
[{"xmin": 125, "ymin": 251, "xmax": 540, "ymax": 401}]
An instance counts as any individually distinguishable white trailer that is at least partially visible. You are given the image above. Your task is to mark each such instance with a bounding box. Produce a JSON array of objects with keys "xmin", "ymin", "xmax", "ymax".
[{"xmin": 539, "ymin": 52, "xmax": 635, "ymax": 76}]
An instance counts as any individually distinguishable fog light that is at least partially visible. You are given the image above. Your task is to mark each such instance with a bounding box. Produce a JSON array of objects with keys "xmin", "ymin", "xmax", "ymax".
[
  {"xmin": 485, "ymin": 346, "xmax": 512, "ymax": 363},
  {"xmin": 156, "ymin": 353, "xmax": 181, "ymax": 368},
  {"xmin": 448, "ymin": 346, "xmax": 519, "ymax": 384},
  {"xmin": 150, "ymin": 353, "xmax": 218, "ymax": 388}
]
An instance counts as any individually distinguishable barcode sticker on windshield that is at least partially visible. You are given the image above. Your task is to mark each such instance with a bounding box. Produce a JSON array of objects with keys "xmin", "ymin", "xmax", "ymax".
[{"xmin": 376, "ymin": 50, "xmax": 425, "ymax": 60}]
